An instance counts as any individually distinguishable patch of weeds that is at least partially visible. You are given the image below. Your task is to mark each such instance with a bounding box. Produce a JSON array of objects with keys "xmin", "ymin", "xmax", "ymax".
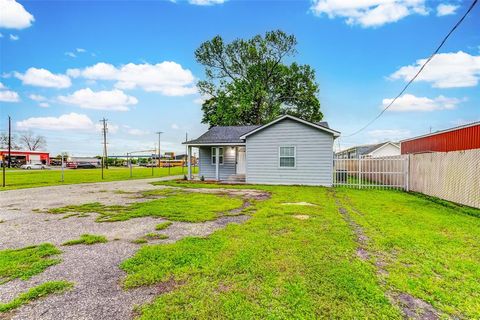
[
  {"xmin": 155, "ymin": 222, "xmax": 172, "ymax": 231},
  {"xmin": 132, "ymin": 233, "xmax": 169, "ymax": 244},
  {"xmin": 0, "ymin": 219, "xmax": 4, "ymax": 224},
  {"xmin": 59, "ymin": 213, "xmax": 79, "ymax": 220},
  {"xmin": 144, "ymin": 233, "xmax": 169, "ymax": 240},
  {"xmin": 48, "ymin": 192, "xmax": 243, "ymax": 223},
  {"xmin": 0, "ymin": 281, "xmax": 73, "ymax": 313},
  {"xmin": 31, "ymin": 208, "xmax": 41, "ymax": 212},
  {"xmin": 62, "ymin": 234, "xmax": 108, "ymax": 246},
  {"xmin": 0, "ymin": 244, "xmax": 61, "ymax": 284},
  {"xmin": 132, "ymin": 238, "xmax": 148, "ymax": 244}
]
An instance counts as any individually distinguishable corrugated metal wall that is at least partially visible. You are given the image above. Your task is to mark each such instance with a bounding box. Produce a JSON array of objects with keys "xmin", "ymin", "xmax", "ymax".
[{"xmin": 401, "ymin": 124, "xmax": 480, "ymax": 154}]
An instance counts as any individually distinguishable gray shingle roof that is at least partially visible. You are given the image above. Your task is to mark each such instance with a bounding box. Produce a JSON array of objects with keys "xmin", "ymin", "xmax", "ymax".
[
  {"xmin": 185, "ymin": 125, "xmax": 260, "ymax": 144},
  {"xmin": 316, "ymin": 121, "xmax": 329, "ymax": 128}
]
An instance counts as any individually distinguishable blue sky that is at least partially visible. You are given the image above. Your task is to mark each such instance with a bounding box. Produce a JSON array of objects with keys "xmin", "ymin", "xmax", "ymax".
[{"xmin": 0, "ymin": 0, "xmax": 479, "ymax": 156}]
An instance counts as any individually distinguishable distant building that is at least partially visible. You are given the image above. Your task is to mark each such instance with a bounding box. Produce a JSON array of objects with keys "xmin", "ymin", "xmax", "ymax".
[
  {"xmin": 401, "ymin": 122, "xmax": 480, "ymax": 154},
  {"xmin": 335, "ymin": 142, "xmax": 400, "ymax": 159},
  {"xmin": 0, "ymin": 150, "xmax": 50, "ymax": 165}
]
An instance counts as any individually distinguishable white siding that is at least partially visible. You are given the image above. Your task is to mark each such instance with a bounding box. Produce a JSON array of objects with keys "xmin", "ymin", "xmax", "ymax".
[
  {"xmin": 198, "ymin": 146, "xmax": 237, "ymax": 180},
  {"xmin": 369, "ymin": 144, "xmax": 400, "ymax": 158},
  {"xmin": 246, "ymin": 119, "xmax": 334, "ymax": 186}
]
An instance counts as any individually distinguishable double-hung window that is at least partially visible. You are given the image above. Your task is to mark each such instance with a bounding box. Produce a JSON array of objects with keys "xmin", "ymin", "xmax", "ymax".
[
  {"xmin": 211, "ymin": 147, "xmax": 224, "ymax": 165},
  {"xmin": 279, "ymin": 146, "xmax": 296, "ymax": 168}
]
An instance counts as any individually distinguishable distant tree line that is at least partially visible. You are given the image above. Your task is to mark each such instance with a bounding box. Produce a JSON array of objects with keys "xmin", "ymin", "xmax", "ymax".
[{"xmin": 0, "ymin": 131, "xmax": 47, "ymax": 151}]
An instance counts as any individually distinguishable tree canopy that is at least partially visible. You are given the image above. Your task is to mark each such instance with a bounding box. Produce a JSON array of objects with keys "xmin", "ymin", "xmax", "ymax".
[{"xmin": 195, "ymin": 30, "xmax": 323, "ymax": 127}]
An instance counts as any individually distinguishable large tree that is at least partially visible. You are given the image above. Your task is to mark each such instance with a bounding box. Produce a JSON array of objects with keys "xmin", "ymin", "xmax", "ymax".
[
  {"xmin": 19, "ymin": 132, "xmax": 47, "ymax": 151},
  {"xmin": 195, "ymin": 30, "xmax": 323, "ymax": 127},
  {"xmin": 0, "ymin": 132, "xmax": 20, "ymax": 150}
]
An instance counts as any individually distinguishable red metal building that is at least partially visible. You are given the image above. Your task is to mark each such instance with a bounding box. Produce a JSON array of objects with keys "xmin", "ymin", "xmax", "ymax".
[
  {"xmin": 400, "ymin": 122, "xmax": 480, "ymax": 154},
  {"xmin": 0, "ymin": 150, "xmax": 50, "ymax": 165}
]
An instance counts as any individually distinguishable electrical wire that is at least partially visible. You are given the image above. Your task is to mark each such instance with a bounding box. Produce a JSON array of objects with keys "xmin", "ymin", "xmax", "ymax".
[{"xmin": 343, "ymin": 0, "xmax": 478, "ymax": 138}]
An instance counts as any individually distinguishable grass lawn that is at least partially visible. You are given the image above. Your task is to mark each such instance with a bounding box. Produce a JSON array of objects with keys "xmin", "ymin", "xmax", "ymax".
[
  {"xmin": 47, "ymin": 189, "xmax": 244, "ymax": 223},
  {"xmin": 0, "ymin": 244, "xmax": 62, "ymax": 284},
  {"xmin": 0, "ymin": 281, "xmax": 73, "ymax": 313},
  {"xmin": 121, "ymin": 181, "xmax": 480, "ymax": 319},
  {"xmin": 0, "ymin": 166, "xmax": 197, "ymax": 191}
]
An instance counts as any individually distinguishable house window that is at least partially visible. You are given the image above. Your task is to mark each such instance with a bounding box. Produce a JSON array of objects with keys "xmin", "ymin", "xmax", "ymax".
[
  {"xmin": 211, "ymin": 147, "xmax": 224, "ymax": 165},
  {"xmin": 279, "ymin": 146, "xmax": 295, "ymax": 168}
]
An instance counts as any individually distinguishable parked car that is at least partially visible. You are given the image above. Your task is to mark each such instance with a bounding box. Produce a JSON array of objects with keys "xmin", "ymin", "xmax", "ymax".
[
  {"xmin": 20, "ymin": 163, "xmax": 48, "ymax": 170},
  {"xmin": 75, "ymin": 163, "xmax": 97, "ymax": 169}
]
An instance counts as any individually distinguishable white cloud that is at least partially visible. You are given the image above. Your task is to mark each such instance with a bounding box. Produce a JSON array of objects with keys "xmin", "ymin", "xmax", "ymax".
[
  {"xmin": 0, "ymin": 0, "xmax": 35, "ymax": 29},
  {"xmin": 28, "ymin": 94, "xmax": 47, "ymax": 101},
  {"xmin": 0, "ymin": 82, "xmax": 20, "ymax": 102},
  {"xmin": 310, "ymin": 0, "xmax": 428, "ymax": 28},
  {"xmin": 58, "ymin": 88, "xmax": 138, "ymax": 111},
  {"xmin": 436, "ymin": 3, "xmax": 458, "ymax": 16},
  {"xmin": 383, "ymin": 94, "xmax": 462, "ymax": 112},
  {"xmin": 0, "ymin": 89, "xmax": 20, "ymax": 102},
  {"xmin": 171, "ymin": 123, "xmax": 179, "ymax": 129},
  {"xmin": 68, "ymin": 61, "xmax": 197, "ymax": 96},
  {"xmin": 38, "ymin": 102, "xmax": 50, "ymax": 108},
  {"xmin": 76, "ymin": 48, "xmax": 86, "ymax": 53},
  {"xmin": 16, "ymin": 113, "xmax": 95, "ymax": 131},
  {"xmin": 390, "ymin": 51, "xmax": 480, "ymax": 88},
  {"xmin": 188, "ymin": 0, "xmax": 225, "ymax": 5},
  {"xmin": 9, "ymin": 34, "xmax": 19, "ymax": 40},
  {"xmin": 15, "ymin": 67, "xmax": 72, "ymax": 88},
  {"xmin": 65, "ymin": 52, "xmax": 76, "ymax": 58}
]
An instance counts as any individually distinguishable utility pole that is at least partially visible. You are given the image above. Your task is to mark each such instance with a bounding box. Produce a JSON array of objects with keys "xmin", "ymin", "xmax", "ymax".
[
  {"xmin": 156, "ymin": 131, "xmax": 163, "ymax": 168},
  {"xmin": 184, "ymin": 132, "xmax": 188, "ymax": 173},
  {"xmin": 100, "ymin": 118, "xmax": 109, "ymax": 170},
  {"xmin": 8, "ymin": 116, "xmax": 11, "ymax": 168}
]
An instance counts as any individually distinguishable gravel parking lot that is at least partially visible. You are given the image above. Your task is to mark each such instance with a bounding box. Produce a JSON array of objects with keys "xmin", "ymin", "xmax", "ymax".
[{"xmin": 0, "ymin": 177, "xmax": 261, "ymax": 320}]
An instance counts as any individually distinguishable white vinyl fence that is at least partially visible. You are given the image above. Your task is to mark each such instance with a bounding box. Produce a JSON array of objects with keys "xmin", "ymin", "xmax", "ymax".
[
  {"xmin": 408, "ymin": 149, "xmax": 480, "ymax": 209},
  {"xmin": 333, "ymin": 155, "xmax": 408, "ymax": 190},
  {"xmin": 333, "ymin": 150, "xmax": 480, "ymax": 209}
]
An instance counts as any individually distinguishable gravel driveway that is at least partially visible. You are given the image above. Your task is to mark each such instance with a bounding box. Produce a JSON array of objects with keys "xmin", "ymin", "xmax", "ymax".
[{"xmin": 0, "ymin": 177, "xmax": 263, "ymax": 320}]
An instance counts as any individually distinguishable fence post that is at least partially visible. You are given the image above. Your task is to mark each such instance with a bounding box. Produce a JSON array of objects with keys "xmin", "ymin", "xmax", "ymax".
[
  {"xmin": 405, "ymin": 154, "xmax": 410, "ymax": 191},
  {"xmin": 358, "ymin": 156, "xmax": 362, "ymax": 189}
]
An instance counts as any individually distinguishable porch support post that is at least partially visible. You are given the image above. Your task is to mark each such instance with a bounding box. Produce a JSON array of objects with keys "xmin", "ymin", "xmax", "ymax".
[
  {"xmin": 187, "ymin": 146, "xmax": 192, "ymax": 180},
  {"xmin": 215, "ymin": 147, "xmax": 219, "ymax": 181}
]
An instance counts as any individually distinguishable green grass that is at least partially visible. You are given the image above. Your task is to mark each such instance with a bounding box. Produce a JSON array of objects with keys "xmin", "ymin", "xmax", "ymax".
[
  {"xmin": 335, "ymin": 188, "xmax": 480, "ymax": 319},
  {"xmin": 155, "ymin": 222, "xmax": 172, "ymax": 231},
  {"xmin": 122, "ymin": 181, "xmax": 480, "ymax": 319},
  {"xmin": 62, "ymin": 234, "xmax": 108, "ymax": 246},
  {"xmin": 48, "ymin": 189, "xmax": 244, "ymax": 223},
  {"xmin": 0, "ymin": 244, "xmax": 61, "ymax": 284},
  {"xmin": 0, "ymin": 166, "xmax": 197, "ymax": 191},
  {"xmin": 0, "ymin": 281, "xmax": 73, "ymax": 313}
]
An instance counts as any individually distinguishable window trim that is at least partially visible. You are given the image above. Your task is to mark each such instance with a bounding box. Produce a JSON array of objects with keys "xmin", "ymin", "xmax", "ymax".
[
  {"xmin": 211, "ymin": 147, "xmax": 224, "ymax": 165},
  {"xmin": 278, "ymin": 146, "xmax": 296, "ymax": 169}
]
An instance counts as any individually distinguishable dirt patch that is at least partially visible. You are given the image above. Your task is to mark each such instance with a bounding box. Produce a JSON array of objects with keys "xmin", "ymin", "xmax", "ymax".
[
  {"xmin": 282, "ymin": 202, "xmax": 317, "ymax": 206},
  {"xmin": 390, "ymin": 292, "xmax": 440, "ymax": 320},
  {"xmin": 293, "ymin": 215, "xmax": 310, "ymax": 220}
]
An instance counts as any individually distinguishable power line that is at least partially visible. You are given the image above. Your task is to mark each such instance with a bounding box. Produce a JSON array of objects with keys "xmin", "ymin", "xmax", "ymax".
[{"xmin": 343, "ymin": 0, "xmax": 478, "ymax": 138}]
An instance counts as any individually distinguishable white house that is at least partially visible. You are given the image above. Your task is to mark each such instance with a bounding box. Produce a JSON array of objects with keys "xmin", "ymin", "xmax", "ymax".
[
  {"xmin": 184, "ymin": 115, "xmax": 340, "ymax": 186},
  {"xmin": 335, "ymin": 142, "xmax": 400, "ymax": 159}
]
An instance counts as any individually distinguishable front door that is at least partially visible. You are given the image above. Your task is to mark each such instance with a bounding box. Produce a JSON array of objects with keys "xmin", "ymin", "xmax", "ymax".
[{"xmin": 236, "ymin": 147, "xmax": 246, "ymax": 174}]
